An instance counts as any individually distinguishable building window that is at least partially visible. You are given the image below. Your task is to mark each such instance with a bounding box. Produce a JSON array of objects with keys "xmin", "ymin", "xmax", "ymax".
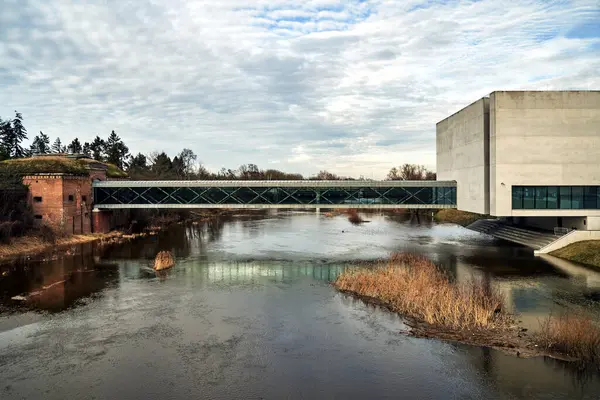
[
  {"xmin": 512, "ymin": 187, "xmax": 523, "ymax": 209},
  {"xmin": 34, "ymin": 215, "xmax": 43, "ymax": 220},
  {"xmin": 68, "ymin": 195, "xmax": 74, "ymax": 202},
  {"xmin": 512, "ymin": 186, "xmax": 600, "ymax": 210},
  {"xmin": 535, "ymin": 187, "xmax": 547, "ymax": 209},
  {"xmin": 82, "ymin": 195, "xmax": 87, "ymax": 203},
  {"xmin": 33, "ymin": 196, "xmax": 43, "ymax": 203}
]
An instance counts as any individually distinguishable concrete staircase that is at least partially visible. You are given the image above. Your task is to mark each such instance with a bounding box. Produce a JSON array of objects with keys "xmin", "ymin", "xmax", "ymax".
[{"xmin": 467, "ymin": 219, "xmax": 562, "ymax": 250}]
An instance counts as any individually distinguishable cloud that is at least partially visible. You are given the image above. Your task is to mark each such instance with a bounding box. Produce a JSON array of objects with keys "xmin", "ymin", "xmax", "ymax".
[{"xmin": 0, "ymin": 0, "xmax": 599, "ymax": 179}]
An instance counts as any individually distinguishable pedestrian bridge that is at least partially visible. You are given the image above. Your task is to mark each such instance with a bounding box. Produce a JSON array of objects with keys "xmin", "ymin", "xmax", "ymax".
[{"xmin": 92, "ymin": 180, "xmax": 456, "ymax": 209}]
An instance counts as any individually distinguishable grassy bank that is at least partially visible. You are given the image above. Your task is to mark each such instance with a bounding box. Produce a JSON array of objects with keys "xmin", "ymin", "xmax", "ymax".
[
  {"xmin": 550, "ymin": 241, "xmax": 600, "ymax": 269},
  {"xmin": 434, "ymin": 209, "xmax": 490, "ymax": 227}
]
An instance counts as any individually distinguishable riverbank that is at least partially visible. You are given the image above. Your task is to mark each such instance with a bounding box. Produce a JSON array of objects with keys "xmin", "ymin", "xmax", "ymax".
[
  {"xmin": 0, "ymin": 231, "xmax": 149, "ymax": 263},
  {"xmin": 434, "ymin": 209, "xmax": 490, "ymax": 226},
  {"xmin": 0, "ymin": 209, "xmax": 244, "ymax": 263},
  {"xmin": 334, "ymin": 252, "xmax": 600, "ymax": 366},
  {"xmin": 550, "ymin": 240, "xmax": 600, "ymax": 270}
]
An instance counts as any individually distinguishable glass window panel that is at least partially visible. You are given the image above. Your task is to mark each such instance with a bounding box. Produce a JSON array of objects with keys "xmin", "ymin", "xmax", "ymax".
[
  {"xmin": 523, "ymin": 187, "xmax": 535, "ymax": 209},
  {"xmin": 559, "ymin": 186, "xmax": 571, "ymax": 209},
  {"xmin": 535, "ymin": 187, "xmax": 547, "ymax": 209},
  {"xmin": 572, "ymin": 186, "xmax": 584, "ymax": 209},
  {"xmin": 584, "ymin": 186, "xmax": 597, "ymax": 209},
  {"xmin": 547, "ymin": 186, "xmax": 558, "ymax": 209},
  {"xmin": 512, "ymin": 186, "xmax": 523, "ymax": 209}
]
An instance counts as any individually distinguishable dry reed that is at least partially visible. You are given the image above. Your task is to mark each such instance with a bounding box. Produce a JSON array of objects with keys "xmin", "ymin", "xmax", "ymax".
[
  {"xmin": 346, "ymin": 209, "xmax": 364, "ymax": 224},
  {"xmin": 536, "ymin": 314, "xmax": 600, "ymax": 365},
  {"xmin": 153, "ymin": 251, "xmax": 175, "ymax": 271},
  {"xmin": 335, "ymin": 252, "xmax": 512, "ymax": 331}
]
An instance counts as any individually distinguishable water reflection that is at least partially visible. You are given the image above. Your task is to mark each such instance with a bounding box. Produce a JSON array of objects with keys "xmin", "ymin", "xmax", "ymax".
[{"xmin": 1, "ymin": 211, "xmax": 600, "ymax": 399}]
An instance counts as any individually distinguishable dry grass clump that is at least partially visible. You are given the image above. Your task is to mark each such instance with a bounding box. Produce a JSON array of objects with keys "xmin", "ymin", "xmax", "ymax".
[
  {"xmin": 536, "ymin": 314, "xmax": 600, "ymax": 365},
  {"xmin": 153, "ymin": 251, "xmax": 175, "ymax": 271},
  {"xmin": 346, "ymin": 209, "xmax": 365, "ymax": 224},
  {"xmin": 335, "ymin": 252, "xmax": 511, "ymax": 331}
]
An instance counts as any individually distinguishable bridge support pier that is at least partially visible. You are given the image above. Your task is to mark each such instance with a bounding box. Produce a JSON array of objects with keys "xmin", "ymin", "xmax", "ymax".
[{"xmin": 92, "ymin": 208, "xmax": 112, "ymax": 233}]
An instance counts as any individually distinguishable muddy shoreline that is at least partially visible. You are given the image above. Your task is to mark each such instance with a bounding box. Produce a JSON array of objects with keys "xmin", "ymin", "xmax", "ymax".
[
  {"xmin": 0, "ymin": 209, "xmax": 250, "ymax": 264},
  {"xmin": 335, "ymin": 288, "xmax": 578, "ymax": 364}
]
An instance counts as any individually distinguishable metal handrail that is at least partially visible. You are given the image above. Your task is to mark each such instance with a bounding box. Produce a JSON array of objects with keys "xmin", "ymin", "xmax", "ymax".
[{"xmin": 554, "ymin": 227, "xmax": 571, "ymax": 236}]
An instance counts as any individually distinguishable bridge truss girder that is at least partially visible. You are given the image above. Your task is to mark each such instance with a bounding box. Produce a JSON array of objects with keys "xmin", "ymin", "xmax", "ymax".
[{"xmin": 93, "ymin": 185, "xmax": 456, "ymax": 208}]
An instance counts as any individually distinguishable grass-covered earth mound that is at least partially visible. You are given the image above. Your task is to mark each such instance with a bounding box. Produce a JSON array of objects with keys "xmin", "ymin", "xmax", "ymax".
[{"xmin": 0, "ymin": 156, "xmax": 127, "ymax": 178}]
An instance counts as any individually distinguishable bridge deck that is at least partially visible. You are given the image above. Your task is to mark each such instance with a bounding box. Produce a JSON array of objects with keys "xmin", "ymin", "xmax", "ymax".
[{"xmin": 93, "ymin": 180, "xmax": 457, "ymax": 209}]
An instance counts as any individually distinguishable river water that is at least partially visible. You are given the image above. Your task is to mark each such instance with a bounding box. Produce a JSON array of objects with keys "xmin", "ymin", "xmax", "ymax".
[{"xmin": 1, "ymin": 211, "xmax": 600, "ymax": 399}]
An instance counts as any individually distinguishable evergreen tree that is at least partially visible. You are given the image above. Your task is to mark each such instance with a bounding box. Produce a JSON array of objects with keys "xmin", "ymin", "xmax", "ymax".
[
  {"xmin": 82, "ymin": 142, "xmax": 92, "ymax": 158},
  {"xmin": 67, "ymin": 138, "xmax": 83, "ymax": 154},
  {"xmin": 29, "ymin": 131, "xmax": 51, "ymax": 155},
  {"xmin": 0, "ymin": 117, "xmax": 11, "ymax": 160},
  {"xmin": 129, "ymin": 153, "xmax": 148, "ymax": 170},
  {"xmin": 1, "ymin": 111, "xmax": 29, "ymax": 158},
  {"xmin": 104, "ymin": 130, "xmax": 129, "ymax": 169},
  {"xmin": 51, "ymin": 137, "xmax": 66, "ymax": 153},
  {"xmin": 90, "ymin": 136, "xmax": 105, "ymax": 161},
  {"xmin": 150, "ymin": 152, "xmax": 173, "ymax": 178}
]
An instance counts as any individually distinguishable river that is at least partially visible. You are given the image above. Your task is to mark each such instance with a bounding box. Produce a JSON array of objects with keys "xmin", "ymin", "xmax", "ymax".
[{"xmin": 1, "ymin": 211, "xmax": 600, "ymax": 399}]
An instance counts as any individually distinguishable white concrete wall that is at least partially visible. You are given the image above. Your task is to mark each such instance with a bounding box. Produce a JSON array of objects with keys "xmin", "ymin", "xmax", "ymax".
[
  {"xmin": 535, "ymin": 230, "xmax": 600, "ymax": 254},
  {"xmin": 437, "ymin": 98, "xmax": 489, "ymax": 214},
  {"xmin": 489, "ymin": 91, "xmax": 600, "ymax": 217},
  {"xmin": 588, "ymin": 217, "xmax": 600, "ymax": 230}
]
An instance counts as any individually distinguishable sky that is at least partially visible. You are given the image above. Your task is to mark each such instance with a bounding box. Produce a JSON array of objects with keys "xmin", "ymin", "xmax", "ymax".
[{"xmin": 1, "ymin": 0, "xmax": 599, "ymax": 179}]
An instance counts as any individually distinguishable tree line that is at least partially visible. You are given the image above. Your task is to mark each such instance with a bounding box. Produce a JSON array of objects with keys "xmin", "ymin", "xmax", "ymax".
[{"xmin": 1, "ymin": 111, "xmax": 436, "ymax": 181}]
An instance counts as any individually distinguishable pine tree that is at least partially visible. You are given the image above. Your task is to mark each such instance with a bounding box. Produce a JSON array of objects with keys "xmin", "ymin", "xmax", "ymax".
[
  {"xmin": 1, "ymin": 111, "xmax": 29, "ymax": 158},
  {"xmin": 90, "ymin": 136, "xmax": 105, "ymax": 161},
  {"xmin": 67, "ymin": 138, "xmax": 83, "ymax": 154},
  {"xmin": 0, "ymin": 117, "xmax": 10, "ymax": 160},
  {"xmin": 30, "ymin": 131, "xmax": 51, "ymax": 155},
  {"xmin": 150, "ymin": 152, "xmax": 173, "ymax": 178},
  {"xmin": 51, "ymin": 137, "xmax": 66, "ymax": 154},
  {"xmin": 104, "ymin": 130, "xmax": 129, "ymax": 169},
  {"xmin": 82, "ymin": 142, "xmax": 92, "ymax": 158}
]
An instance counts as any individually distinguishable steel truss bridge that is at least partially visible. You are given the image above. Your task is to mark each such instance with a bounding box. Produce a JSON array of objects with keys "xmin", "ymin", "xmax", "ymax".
[{"xmin": 93, "ymin": 180, "xmax": 457, "ymax": 209}]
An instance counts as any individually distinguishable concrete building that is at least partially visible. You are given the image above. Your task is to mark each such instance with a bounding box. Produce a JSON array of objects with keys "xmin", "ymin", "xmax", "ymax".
[{"xmin": 437, "ymin": 91, "xmax": 600, "ymax": 231}]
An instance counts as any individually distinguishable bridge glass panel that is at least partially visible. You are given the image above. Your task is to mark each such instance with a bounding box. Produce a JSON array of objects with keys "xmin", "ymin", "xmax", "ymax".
[{"xmin": 512, "ymin": 186, "xmax": 600, "ymax": 210}]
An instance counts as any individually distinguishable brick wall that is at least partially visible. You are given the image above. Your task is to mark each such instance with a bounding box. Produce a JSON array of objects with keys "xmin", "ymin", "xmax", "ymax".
[
  {"xmin": 23, "ymin": 175, "xmax": 65, "ymax": 231},
  {"xmin": 23, "ymin": 174, "xmax": 94, "ymax": 235},
  {"xmin": 62, "ymin": 177, "xmax": 93, "ymax": 235}
]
